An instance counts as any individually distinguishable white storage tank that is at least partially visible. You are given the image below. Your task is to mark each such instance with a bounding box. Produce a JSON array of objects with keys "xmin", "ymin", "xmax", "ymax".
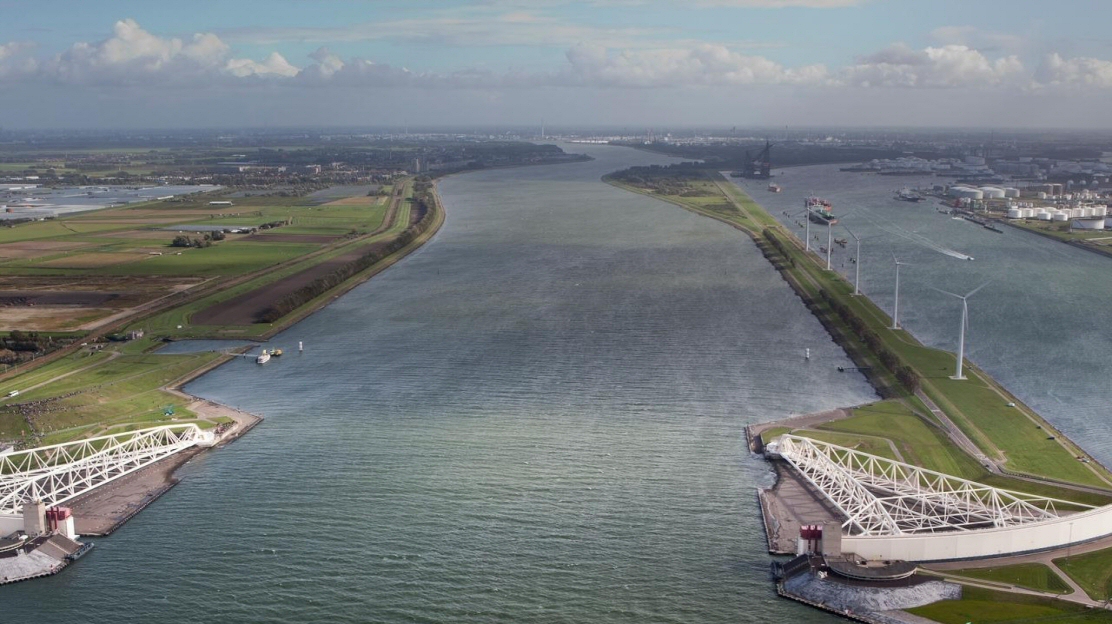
[
  {"xmin": 1038, "ymin": 210, "xmax": 1052, "ymax": 220},
  {"xmin": 1024, "ymin": 208, "xmax": 1036, "ymax": 218},
  {"xmin": 1096, "ymin": 206, "xmax": 1108, "ymax": 217},
  {"xmin": 950, "ymin": 186, "xmax": 984, "ymax": 200},
  {"xmin": 1004, "ymin": 187, "xmax": 1021, "ymax": 198},
  {"xmin": 1073, "ymin": 217, "xmax": 1105, "ymax": 230},
  {"xmin": 1007, "ymin": 207, "xmax": 1022, "ymax": 219},
  {"xmin": 1072, "ymin": 208, "xmax": 1085, "ymax": 218},
  {"xmin": 980, "ymin": 186, "xmax": 1006, "ymax": 199},
  {"xmin": 1053, "ymin": 211, "xmax": 1070, "ymax": 221},
  {"xmin": 1083, "ymin": 207, "xmax": 1094, "ymax": 217}
]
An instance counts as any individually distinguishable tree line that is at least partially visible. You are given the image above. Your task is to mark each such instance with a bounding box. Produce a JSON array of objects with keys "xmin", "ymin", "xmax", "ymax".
[{"xmin": 818, "ymin": 289, "xmax": 921, "ymax": 394}]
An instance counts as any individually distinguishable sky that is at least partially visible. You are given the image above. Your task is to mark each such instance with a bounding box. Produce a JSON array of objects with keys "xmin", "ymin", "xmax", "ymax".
[{"xmin": 2, "ymin": 0, "xmax": 1112, "ymax": 130}]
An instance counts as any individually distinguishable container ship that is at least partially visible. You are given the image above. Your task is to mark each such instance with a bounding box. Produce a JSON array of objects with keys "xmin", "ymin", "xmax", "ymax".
[{"xmin": 805, "ymin": 197, "xmax": 838, "ymax": 225}]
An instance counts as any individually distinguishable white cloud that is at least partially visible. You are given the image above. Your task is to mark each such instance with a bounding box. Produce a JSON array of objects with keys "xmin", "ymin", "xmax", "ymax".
[
  {"xmin": 0, "ymin": 42, "xmax": 39, "ymax": 78},
  {"xmin": 36, "ymin": 19, "xmax": 293, "ymax": 85},
  {"xmin": 840, "ymin": 43, "xmax": 1023, "ymax": 88},
  {"xmin": 224, "ymin": 52, "xmax": 299, "ymax": 78},
  {"xmin": 929, "ymin": 25, "xmax": 1026, "ymax": 52},
  {"xmin": 10, "ymin": 18, "xmax": 1112, "ymax": 100},
  {"xmin": 1034, "ymin": 53, "xmax": 1112, "ymax": 89},
  {"xmin": 560, "ymin": 43, "xmax": 827, "ymax": 87}
]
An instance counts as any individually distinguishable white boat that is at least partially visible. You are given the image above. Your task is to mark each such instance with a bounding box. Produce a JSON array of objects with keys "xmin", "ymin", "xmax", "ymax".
[{"xmin": 256, "ymin": 349, "xmax": 270, "ymax": 364}]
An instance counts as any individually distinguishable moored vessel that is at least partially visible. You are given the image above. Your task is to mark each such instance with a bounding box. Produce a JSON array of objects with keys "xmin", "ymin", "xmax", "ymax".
[{"xmin": 805, "ymin": 197, "xmax": 838, "ymax": 225}]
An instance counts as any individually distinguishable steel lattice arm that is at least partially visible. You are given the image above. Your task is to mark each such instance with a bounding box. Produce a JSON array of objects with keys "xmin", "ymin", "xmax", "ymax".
[
  {"xmin": 0, "ymin": 425, "xmax": 214, "ymax": 515},
  {"xmin": 767, "ymin": 434, "xmax": 1090, "ymax": 536}
]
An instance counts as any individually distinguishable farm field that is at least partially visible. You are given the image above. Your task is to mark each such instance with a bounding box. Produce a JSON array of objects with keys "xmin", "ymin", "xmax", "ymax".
[{"xmin": 0, "ymin": 174, "xmax": 440, "ymax": 448}]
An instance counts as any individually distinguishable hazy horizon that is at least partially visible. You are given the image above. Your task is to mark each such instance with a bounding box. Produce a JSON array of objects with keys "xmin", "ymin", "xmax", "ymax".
[{"xmin": 3, "ymin": 1, "xmax": 1112, "ymax": 129}]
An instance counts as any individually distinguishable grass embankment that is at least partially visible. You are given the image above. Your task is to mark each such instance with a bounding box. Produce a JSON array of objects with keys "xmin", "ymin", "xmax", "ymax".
[
  {"xmin": 1054, "ymin": 549, "xmax": 1112, "ymax": 602},
  {"xmin": 947, "ymin": 563, "xmax": 1073, "ymax": 594},
  {"xmin": 775, "ymin": 400, "xmax": 1111, "ymax": 507},
  {"xmin": 0, "ymin": 347, "xmax": 230, "ymax": 447},
  {"xmin": 909, "ymin": 587, "xmax": 1111, "ymax": 623},
  {"xmin": 606, "ymin": 168, "xmax": 1112, "ymax": 491}
]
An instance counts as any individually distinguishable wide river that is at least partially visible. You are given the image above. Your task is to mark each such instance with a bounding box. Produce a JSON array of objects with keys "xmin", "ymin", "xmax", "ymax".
[{"xmin": 10, "ymin": 146, "xmax": 1109, "ymax": 622}]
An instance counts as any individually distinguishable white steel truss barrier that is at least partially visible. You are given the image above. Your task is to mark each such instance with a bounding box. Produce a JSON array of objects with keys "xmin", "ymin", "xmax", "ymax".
[
  {"xmin": 768, "ymin": 435, "xmax": 1092, "ymax": 536},
  {"xmin": 0, "ymin": 425, "xmax": 214, "ymax": 515}
]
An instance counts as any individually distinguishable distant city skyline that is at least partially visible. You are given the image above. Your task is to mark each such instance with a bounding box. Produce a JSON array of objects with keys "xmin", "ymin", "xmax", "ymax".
[{"xmin": 2, "ymin": 1, "xmax": 1112, "ymax": 129}]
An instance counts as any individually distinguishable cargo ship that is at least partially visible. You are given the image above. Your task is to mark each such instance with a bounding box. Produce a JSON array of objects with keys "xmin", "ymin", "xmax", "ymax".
[
  {"xmin": 805, "ymin": 197, "xmax": 838, "ymax": 225},
  {"xmin": 894, "ymin": 188, "xmax": 925, "ymax": 203}
]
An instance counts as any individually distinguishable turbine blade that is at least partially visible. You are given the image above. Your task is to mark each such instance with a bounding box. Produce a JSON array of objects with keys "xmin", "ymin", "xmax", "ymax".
[
  {"xmin": 965, "ymin": 281, "xmax": 991, "ymax": 298},
  {"xmin": 930, "ymin": 286, "xmax": 962, "ymax": 299}
]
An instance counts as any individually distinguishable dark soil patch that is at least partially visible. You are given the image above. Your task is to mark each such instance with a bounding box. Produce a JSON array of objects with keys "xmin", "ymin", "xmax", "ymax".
[
  {"xmin": 0, "ymin": 291, "xmax": 122, "ymax": 306},
  {"xmin": 191, "ymin": 241, "xmax": 392, "ymax": 326}
]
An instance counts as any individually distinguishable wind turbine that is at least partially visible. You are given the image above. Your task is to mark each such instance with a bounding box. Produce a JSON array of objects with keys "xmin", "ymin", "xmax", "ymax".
[
  {"xmin": 844, "ymin": 226, "xmax": 862, "ymax": 295},
  {"xmin": 932, "ymin": 282, "xmax": 989, "ymax": 380},
  {"xmin": 804, "ymin": 205, "xmax": 812, "ymax": 253},
  {"xmin": 825, "ymin": 211, "xmax": 850, "ymax": 270},
  {"xmin": 891, "ymin": 254, "xmax": 907, "ymax": 330}
]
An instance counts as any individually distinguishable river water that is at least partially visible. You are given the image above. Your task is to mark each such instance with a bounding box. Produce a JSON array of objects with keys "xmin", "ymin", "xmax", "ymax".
[{"xmin": 0, "ymin": 147, "xmax": 960, "ymax": 622}]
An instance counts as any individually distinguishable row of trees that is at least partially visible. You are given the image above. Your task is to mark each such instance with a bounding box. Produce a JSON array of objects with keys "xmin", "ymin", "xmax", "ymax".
[
  {"xmin": 762, "ymin": 229, "xmax": 796, "ymax": 267},
  {"xmin": 171, "ymin": 233, "xmax": 219, "ymax": 248},
  {"xmin": 818, "ymin": 289, "xmax": 920, "ymax": 394},
  {"xmin": 256, "ymin": 193, "xmax": 436, "ymax": 323}
]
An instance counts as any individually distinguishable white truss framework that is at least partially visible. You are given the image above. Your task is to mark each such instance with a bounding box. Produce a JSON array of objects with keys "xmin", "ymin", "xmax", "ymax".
[
  {"xmin": 769, "ymin": 435, "xmax": 1092, "ymax": 536},
  {"xmin": 0, "ymin": 425, "xmax": 213, "ymax": 515}
]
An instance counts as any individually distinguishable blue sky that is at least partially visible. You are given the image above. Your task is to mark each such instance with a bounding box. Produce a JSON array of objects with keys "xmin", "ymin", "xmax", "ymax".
[{"xmin": 2, "ymin": 1, "xmax": 1111, "ymax": 128}]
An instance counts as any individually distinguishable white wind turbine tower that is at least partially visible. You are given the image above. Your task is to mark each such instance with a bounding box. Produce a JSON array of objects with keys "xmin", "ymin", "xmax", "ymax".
[
  {"xmin": 825, "ymin": 211, "xmax": 850, "ymax": 270},
  {"xmin": 844, "ymin": 226, "xmax": 862, "ymax": 295},
  {"xmin": 891, "ymin": 254, "xmax": 907, "ymax": 330},
  {"xmin": 932, "ymin": 282, "xmax": 989, "ymax": 380},
  {"xmin": 804, "ymin": 205, "xmax": 813, "ymax": 253}
]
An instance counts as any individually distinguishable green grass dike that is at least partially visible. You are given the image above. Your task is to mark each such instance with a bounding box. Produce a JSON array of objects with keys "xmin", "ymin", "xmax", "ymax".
[
  {"xmin": 947, "ymin": 563, "xmax": 1073, "ymax": 594},
  {"xmin": 604, "ymin": 166, "xmax": 1112, "ymax": 494},
  {"xmin": 909, "ymin": 587, "xmax": 1112, "ymax": 623},
  {"xmin": 1055, "ymin": 548, "xmax": 1112, "ymax": 602}
]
